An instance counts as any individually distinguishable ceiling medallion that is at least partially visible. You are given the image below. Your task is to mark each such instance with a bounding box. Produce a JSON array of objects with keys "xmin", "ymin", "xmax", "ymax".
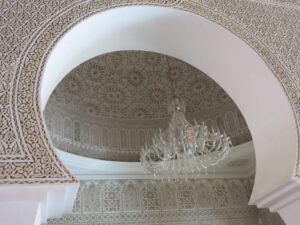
[{"xmin": 140, "ymin": 98, "xmax": 232, "ymax": 179}]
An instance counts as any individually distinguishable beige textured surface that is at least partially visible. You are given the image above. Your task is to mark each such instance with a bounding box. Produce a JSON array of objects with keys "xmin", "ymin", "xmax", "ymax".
[
  {"xmin": 47, "ymin": 51, "xmax": 238, "ymax": 120},
  {"xmin": 44, "ymin": 51, "xmax": 251, "ymax": 161},
  {"xmin": 47, "ymin": 178, "xmax": 259, "ymax": 225},
  {"xmin": 0, "ymin": 0, "xmax": 299, "ymax": 184},
  {"xmin": 47, "ymin": 178, "xmax": 285, "ymax": 225}
]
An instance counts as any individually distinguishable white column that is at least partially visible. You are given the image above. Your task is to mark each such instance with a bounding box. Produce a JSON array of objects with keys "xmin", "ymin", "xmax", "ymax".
[
  {"xmin": 0, "ymin": 183, "xmax": 78, "ymax": 225},
  {"xmin": 0, "ymin": 202, "xmax": 41, "ymax": 225},
  {"xmin": 253, "ymin": 179, "xmax": 300, "ymax": 225}
]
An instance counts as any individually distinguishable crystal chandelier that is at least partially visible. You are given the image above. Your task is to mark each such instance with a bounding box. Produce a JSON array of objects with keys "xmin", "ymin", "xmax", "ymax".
[{"xmin": 140, "ymin": 98, "xmax": 232, "ymax": 179}]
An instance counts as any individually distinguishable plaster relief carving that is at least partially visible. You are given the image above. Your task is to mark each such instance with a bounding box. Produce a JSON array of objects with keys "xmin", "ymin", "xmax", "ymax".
[
  {"xmin": 46, "ymin": 178, "xmax": 285, "ymax": 225},
  {"xmin": 0, "ymin": 0, "xmax": 300, "ymax": 184},
  {"xmin": 44, "ymin": 51, "xmax": 251, "ymax": 161}
]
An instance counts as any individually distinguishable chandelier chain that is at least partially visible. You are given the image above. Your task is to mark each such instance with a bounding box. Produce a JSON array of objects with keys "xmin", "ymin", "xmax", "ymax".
[{"xmin": 140, "ymin": 98, "xmax": 232, "ymax": 179}]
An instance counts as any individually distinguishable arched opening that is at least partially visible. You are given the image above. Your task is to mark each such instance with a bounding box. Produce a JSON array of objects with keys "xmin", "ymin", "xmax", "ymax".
[
  {"xmin": 43, "ymin": 49, "xmax": 255, "ymax": 178},
  {"xmin": 41, "ymin": 6, "xmax": 298, "ymax": 206}
]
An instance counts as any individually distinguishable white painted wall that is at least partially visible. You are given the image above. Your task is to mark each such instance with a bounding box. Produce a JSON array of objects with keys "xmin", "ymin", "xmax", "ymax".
[
  {"xmin": 0, "ymin": 202, "xmax": 41, "ymax": 225},
  {"xmin": 41, "ymin": 6, "xmax": 298, "ymax": 206},
  {"xmin": 0, "ymin": 184, "xmax": 79, "ymax": 225}
]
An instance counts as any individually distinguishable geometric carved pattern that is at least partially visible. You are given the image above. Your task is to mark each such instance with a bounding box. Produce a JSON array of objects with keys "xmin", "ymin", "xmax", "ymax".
[
  {"xmin": 0, "ymin": 0, "xmax": 81, "ymax": 184},
  {"xmin": 123, "ymin": 181, "xmax": 141, "ymax": 211},
  {"xmin": 212, "ymin": 181, "xmax": 230, "ymax": 208},
  {"xmin": 159, "ymin": 182, "xmax": 178, "ymax": 210},
  {"xmin": 46, "ymin": 178, "xmax": 285, "ymax": 225},
  {"xmin": 103, "ymin": 182, "xmax": 122, "ymax": 212},
  {"xmin": 0, "ymin": 1, "xmax": 71, "ymax": 162},
  {"xmin": 44, "ymin": 51, "xmax": 252, "ymax": 161},
  {"xmin": 45, "ymin": 100, "xmax": 251, "ymax": 162},
  {"xmin": 47, "ymin": 51, "xmax": 239, "ymax": 120},
  {"xmin": 1, "ymin": 0, "xmax": 300, "ymax": 184},
  {"xmin": 142, "ymin": 183, "xmax": 161, "ymax": 210},
  {"xmin": 177, "ymin": 183, "xmax": 195, "ymax": 209},
  {"xmin": 81, "ymin": 182, "xmax": 102, "ymax": 212}
]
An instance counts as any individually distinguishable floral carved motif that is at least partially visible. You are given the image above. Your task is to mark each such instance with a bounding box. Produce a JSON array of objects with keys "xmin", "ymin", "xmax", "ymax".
[
  {"xmin": 44, "ymin": 51, "xmax": 251, "ymax": 161},
  {"xmin": 47, "ymin": 178, "xmax": 262, "ymax": 225},
  {"xmin": 0, "ymin": 0, "xmax": 300, "ymax": 184}
]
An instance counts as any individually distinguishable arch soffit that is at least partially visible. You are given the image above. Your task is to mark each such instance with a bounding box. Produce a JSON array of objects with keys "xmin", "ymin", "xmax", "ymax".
[{"xmin": 1, "ymin": 0, "xmax": 299, "ymax": 199}]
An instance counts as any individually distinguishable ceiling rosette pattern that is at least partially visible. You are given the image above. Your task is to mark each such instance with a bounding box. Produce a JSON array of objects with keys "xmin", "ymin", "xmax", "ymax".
[
  {"xmin": 45, "ymin": 51, "xmax": 251, "ymax": 161},
  {"xmin": 0, "ymin": 0, "xmax": 299, "ymax": 184}
]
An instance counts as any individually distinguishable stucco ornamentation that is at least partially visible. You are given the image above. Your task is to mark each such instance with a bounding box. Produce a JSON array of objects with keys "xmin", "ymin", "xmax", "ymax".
[
  {"xmin": 47, "ymin": 178, "xmax": 261, "ymax": 225},
  {"xmin": 48, "ymin": 51, "xmax": 238, "ymax": 119},
  {"xmin": 44, "ymin": 51, "xmax": 251, "ymax": 161},
  {"xmin": 0, "ymin": 0, "xmax": 300, "ymax": 184}
]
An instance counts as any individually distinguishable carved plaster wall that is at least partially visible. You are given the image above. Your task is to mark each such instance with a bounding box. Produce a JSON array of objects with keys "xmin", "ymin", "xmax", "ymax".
[
  {"xmin": 0, "ymin": 0, "xmax": 300, "ymax": 185},
  {"xmin": 44, "ymin": 51, "xmax": 251, "ymax": 161},
  {"xmin": 46, "ymin": 178, "xmax": 285, "ymax": 225},
  {"xmin": 259, "ymin": 208, "xmax": 286, "ymax": 225},
  {"xmin": 45, "ymin": 106, "xmax": 250, "ymax": 161}
]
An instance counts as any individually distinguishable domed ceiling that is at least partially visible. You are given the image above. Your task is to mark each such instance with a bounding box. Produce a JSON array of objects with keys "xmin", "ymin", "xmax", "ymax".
[{"xmin": 44, "ymin": 51, "xmax": 252, "ymax": 162}]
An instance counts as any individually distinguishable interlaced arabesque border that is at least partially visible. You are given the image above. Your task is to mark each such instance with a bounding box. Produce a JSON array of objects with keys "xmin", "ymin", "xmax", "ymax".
[{"xmin": 0, "ymin": 0, "xmax": 300, "ymax": 184}]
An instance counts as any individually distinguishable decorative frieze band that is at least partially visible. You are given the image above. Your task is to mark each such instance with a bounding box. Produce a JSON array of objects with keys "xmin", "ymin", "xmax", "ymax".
[
  {"xmin": 44, "ymin": 105, "xmax": 251, "ymax": 161},
  {"xmin": 47, "ymin": 178, "xmax": 284, "ymax": 225}
]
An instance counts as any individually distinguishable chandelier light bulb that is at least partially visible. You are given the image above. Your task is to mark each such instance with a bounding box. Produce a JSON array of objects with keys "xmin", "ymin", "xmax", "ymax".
[{"xmin": 140, "ymin": 98, "xmax": 232, "ymax": 179}]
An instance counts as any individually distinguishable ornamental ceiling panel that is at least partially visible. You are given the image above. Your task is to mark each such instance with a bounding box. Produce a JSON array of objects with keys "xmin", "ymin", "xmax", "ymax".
[
  {"xmin": 48, "ymin": 51, "xmax": 237, "ymax": 120},
  {"xmin": 45, "ymin": 51, "xmax": 252, "ymax": 161},
  {"xmin": 0, "ymin": 0, "xmax": 300, "ymax": 184}
]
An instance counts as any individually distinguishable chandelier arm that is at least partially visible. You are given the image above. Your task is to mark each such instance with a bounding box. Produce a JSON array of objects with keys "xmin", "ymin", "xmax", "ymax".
[{"xmin": 140, "ymin": 98, "xmax": 232, "ymax": 179}]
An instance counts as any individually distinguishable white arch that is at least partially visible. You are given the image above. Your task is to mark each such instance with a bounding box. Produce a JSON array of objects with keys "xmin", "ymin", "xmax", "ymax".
[{"xmin": 41, "ymin": 6, "xmax": 298, "ymax": 206}]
